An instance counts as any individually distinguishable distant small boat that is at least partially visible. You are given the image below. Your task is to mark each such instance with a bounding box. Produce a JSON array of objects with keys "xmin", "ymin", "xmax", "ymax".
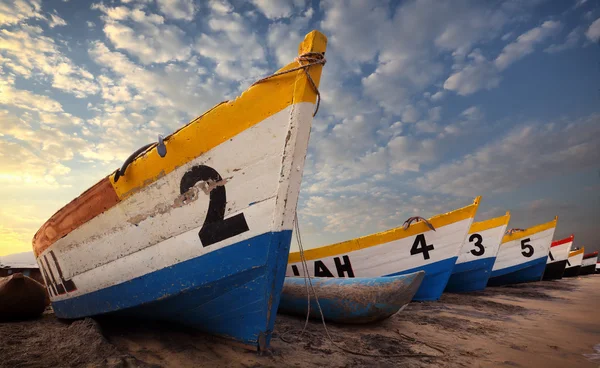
[
  {"xmin": 488, "ymin": 217, "xmax": 557, "ymax": 286},
  {"xmin": 564, "ymin": 248, "xmax": 585, "ymax": 277},
  {"xmin": 580, "ymin": 251, "xmax": 598, "ymax": 275},
  {"xmin": 543, "ymin": 235, "xmax": 574, "ymax": 280},
  {"xmin": 0, "ymin": 273, "xmax": 49, "ymax": 320},
  {"xmin": 287, "ymin": 197, "xmax": 480, "ymax": 301},
  {"xmin": 279, "ymin": 272, "xmax": 425, "ymax": 324},
  {"xmin": 446, "ymin": 212, "xmax": 510, "ymax": 293},
  {"xmin": 31, "ymin": 31, "xmax": 328, "ymax": 351},
  {"xmin": 596, "ymin": 261, "xmax": 599, "ymax": 274}
]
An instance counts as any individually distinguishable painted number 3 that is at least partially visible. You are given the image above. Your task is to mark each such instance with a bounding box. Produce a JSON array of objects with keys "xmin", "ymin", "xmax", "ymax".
[
  {"xmin": 180, "ymin": 165, "xmax": 250, "ymax": 247},
  {"xmin": 469, "ymin": 233, "xmax": 485, "ymax": 256}
]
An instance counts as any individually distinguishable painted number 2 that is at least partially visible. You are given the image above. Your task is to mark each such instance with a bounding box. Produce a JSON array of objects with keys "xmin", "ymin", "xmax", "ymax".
[
  {"xmin": 410, "ymin": 234, "xmax": 435, "ymax": 260},
  {"xmin": 180, "ymin": 165, "xmax": 249, "ymax": 247},
  {"xmin": 520, "ymin": 238, "xmax": 534, "ymax": 257},
  {"xmin": 469, "ymin": 233, "xmax": 485, "ymax": 256}
]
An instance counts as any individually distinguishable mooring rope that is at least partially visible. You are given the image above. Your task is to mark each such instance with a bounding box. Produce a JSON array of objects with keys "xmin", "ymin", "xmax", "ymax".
[
  {"xmin": 283, "ymin": 212, "xmax": 444, "ymax": 359},
  {"xmin": 403, "ymin": 216, "xmax": 436, "ymax": 232},
  {"xmin": 252, "ymin": 52, "xmax": 326, "ymax": 117}
]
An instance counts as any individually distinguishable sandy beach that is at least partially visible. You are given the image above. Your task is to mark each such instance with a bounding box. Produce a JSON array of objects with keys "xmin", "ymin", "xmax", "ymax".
[{"xmin": 1, "ymin": 275, "xmax": 598, "ymax": 368}]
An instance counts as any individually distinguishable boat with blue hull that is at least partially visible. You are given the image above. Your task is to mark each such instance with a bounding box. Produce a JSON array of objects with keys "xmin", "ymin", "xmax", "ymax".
[
  {"xmin": 488, "ymin": 217, "xmax": 557, "ymax": 287},
  {"xmin": 446, "ymin": 212, "xmax": 510, "ymax": 293},
  {"xmin": 286, "ymin": 198, "xmax": 480, "ymax": 301},
  {"xmin": 279, "ymin": 272, "xmax": 425, "ymax": 324},
  {"xmin": 31, "ymin": 31, "xmax": 328, "ymax": 351}
]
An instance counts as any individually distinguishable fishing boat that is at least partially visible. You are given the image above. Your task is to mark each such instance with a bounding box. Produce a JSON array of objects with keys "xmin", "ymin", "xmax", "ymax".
[
  {"xmin": 286, "ymin": 197, "xmax": 480, "ymax": 301},
  {"xmin": 0, "ymin": 273, "xmax": 49, "ymax": 320},
  {"xmin": 542, "ymin": 235, "xmax": 573, "ymax": 280},
  {"xmin": 31, "ymin": 31, "xmax": 328, "ymax": 351},
  {"xmin": 580, "ymin": 251, "xmax": 598, "ymax": 275},
  {"xmin": 279, "ymin": 271, "xmax": 425, "ymax": 324},
  {"xmin": 564, "ymin": 248, "xmax": 585, "ymax": 277},
  {"xmin": 488, "ymin": 217, "xmax": 557, "ymax": 286},
  {"xmin": 445, "ymin": 212, "xmax": 510, "ymax": 293},
  {"xmin": 596, "ymin": 261, "xmax": 599, "ymax": 274}
]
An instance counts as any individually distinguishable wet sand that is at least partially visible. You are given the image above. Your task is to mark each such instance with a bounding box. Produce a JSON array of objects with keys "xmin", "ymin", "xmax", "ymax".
[{"xmin": 1, "ymin": 275, "xmax": 598, "ymax": 368}]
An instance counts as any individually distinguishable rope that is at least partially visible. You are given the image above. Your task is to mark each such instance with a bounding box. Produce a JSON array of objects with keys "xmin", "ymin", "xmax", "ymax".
[
  {"xmin": 252, "ymin": 52, "xmax": 326, "ymax": 117},
  {"xmin": 281, "ymin": 212, "xmax": 443, "ymax": 359},
  {"xmin": 506, "ymin": 228, "xmax": 525, "ymax": 235},
  {"xmin": 403, "ymin": 216, "xmax": 436, "ymax": 232}
]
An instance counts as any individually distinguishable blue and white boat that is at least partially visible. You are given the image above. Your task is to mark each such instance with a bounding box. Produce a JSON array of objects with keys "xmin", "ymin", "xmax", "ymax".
[
  {"xmin": 286, "ymin": 197, "xmax": 480, "ymax": 301},
  {"xmin": 31, "ymin": 31, "xmax": 328, "ymax": 351},
  {"xmin": 445, "ymin": 212, "xmax": 510, "ymax": 293},
  {"xmin": 488, "ymin": 217, "xmax": 557, "ymax": 286},
  {"xmin": 279, "ymin": 272, "xmax": 425, "ymax": 323}
]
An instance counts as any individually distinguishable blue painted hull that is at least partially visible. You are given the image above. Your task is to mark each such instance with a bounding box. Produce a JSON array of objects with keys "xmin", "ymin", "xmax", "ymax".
[
  {"xmin": 52, "ymin": 231, "xmax": 292, "ymax": 350},
  {"xmin": 445, "ymin": 257, "xmax": 496, "ymax": 293},
  {"xmin": 385, "ymin": 257, "xmax": 458, "ymax": 301},
  {"xmin": 487, "ymin": 256, "xmax": 547, "ymax": 287},
  {"xmin": 279, "ymin": 272, "xmax": 425, "ymax": 324}
]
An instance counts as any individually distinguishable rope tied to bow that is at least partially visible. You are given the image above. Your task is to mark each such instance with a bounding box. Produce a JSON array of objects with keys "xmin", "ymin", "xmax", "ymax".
[
  {"xmin": 403, "ymin": 216, "xmax": 436, "ymax": 232},
  {"xmin": 506, "ymin": 228, "xmax": 525, "ymax": 235},
  {"xmin": 252, "ymin": 52, "xmax": 326, "ymax": 117}
]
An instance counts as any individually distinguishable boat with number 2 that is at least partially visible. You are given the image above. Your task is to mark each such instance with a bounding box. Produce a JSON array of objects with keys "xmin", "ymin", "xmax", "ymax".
[
  {"xmin": 31, "ymin": 31, "xmax": 328, "ymax": 351},
  {"xmin": 279, "ymin": 272, "xmax": 425, "ymax": 324},
  {"xmin": 286, "ymin": 197, "xmax": 480, "ymax": 301},
  {"xmin": 445, "ymin": 212, "xmax": 510, "ymax": 293},
  {"xmin": 488, "ymin": 217, "xmax": 557, "ymax": 286}
]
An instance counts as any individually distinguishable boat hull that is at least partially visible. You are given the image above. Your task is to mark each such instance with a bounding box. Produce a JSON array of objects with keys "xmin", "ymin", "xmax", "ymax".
[
  {"xmin": 279, "ymin": 272, "xmax": 425, "ymax": 324},
  {"xmin": 386, "ymin": 257, "xmax": 457, "ymax": 300},
  {"xmin": 488, "ymin": 256, "xmax": 548, "ymax": 286},
  {"xmin": 563, "ymin": 265, "xmax": 581, "ymax": 277},
  {"xmin": 446, "ymin": 257, "xmax": 496, "ymax": 292},
  {"xmin": 579, "ymin": 265, "xmax": 596, "ymax": 275},
  {"xmin": 0, "ymin": 274, "xmax": 49, "ymax": 321},
  {"xmin": 542, "ymin": 259, "xmax": 567, "ymax": 280}
]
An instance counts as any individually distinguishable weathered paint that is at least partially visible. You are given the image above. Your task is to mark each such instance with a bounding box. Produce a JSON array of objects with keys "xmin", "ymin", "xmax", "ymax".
[
  {"xmin": 32, "ymin": 30, "xmax": 328, "ymax": 350},
  {"xmin": 488, "ymin": 217, "xmax": 557, "ymax": 286},
  {"xmin": 542, "ymin": 235, "xmax": 574, "ymax": 280},
  {"xmin": 279, "ymin": 272, "xmax": 425, "ymax": 324},
  {"xmin": 445, "ymin": 212, "xmax": 510, "ymax": 293},
  {"xmin": 287, "ymin": 197, "xmax": 480, "ymax": 301}
]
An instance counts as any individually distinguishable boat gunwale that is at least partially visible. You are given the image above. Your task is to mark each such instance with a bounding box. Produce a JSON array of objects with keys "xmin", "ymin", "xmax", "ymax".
[{"xmin": 501, "ymin": 216, "xmax": 558, "ymax": 244}]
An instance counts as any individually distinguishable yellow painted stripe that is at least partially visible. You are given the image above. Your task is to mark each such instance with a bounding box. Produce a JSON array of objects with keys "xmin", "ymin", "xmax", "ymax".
[
  {"xmin": 109, "ymin": 31, "xmax": 328, "ymax": 199},
  {"xmin": 569, "ymin": 248, "xmax": 585, "ymax": 257},
  {"xmin": 469, "ymin": 211, "xmax": 510, "ymax": 234},
  {"xmin": 501, "ymin": 216, "xmax": 558, "ymax": 244},
  {"xmin": 289, "ymin": 196, "xmax": 481, "ymax": 263}
]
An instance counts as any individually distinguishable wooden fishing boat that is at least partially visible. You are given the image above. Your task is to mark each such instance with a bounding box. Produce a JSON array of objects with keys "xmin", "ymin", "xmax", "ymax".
[
  {"xmin": 279, "ymin": 271, "xmax": 425, "ymax": 324},
  {"xmin": 445, "ymin": 212, "xmax": 510, "ymax": 293},
  {"xmin": 287, "ymin": 197, "xmax": 480, "ymax": 301},
  {"xmin": 580, "ymin": 251, "xmax": 598, "ymax": 275},
  {"xmin": 596, "ymin": 261, "xmax": 599, "ymax": 274},
  {"xmin": 0, "ymin": 273, "xmax": 49, "ymax": 320},
  {"xmin": 488, "ymin": 217, "xmax": 557, "ymax": 286},
  {"xmin": 542, "ymin": 235, "xmax": 574, "ymax": 280},
  {"xmin": 31, "ymin": 31, "xmax": 327, "ymax": 351},
  {"xmin": 564, "ymin": 248, "xmax": 585, "ymax": 277}
]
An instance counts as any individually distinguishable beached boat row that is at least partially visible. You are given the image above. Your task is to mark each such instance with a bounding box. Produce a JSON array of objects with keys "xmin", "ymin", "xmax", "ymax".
[{"xmin": 27, "ymin": 31, "xmax": 598, "ymax": 351}]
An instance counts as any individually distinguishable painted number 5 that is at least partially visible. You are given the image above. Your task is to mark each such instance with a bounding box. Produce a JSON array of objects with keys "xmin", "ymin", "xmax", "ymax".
[
  {"xmin": 180, "ymin": 165, "xmax": 249, "ymax": 247},
  {"xmin": 469, "ymin": 233, "xmax": 485, "ymax": 256},
  {"xmin": 520, "ymin": 238, "xmax": 534, "ymax": 257}
]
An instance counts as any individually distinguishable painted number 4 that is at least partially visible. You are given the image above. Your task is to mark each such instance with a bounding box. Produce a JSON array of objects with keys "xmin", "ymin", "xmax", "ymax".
[{"xmin": 410, "ymin": 234, "xmax": 435, "ymax": 260}]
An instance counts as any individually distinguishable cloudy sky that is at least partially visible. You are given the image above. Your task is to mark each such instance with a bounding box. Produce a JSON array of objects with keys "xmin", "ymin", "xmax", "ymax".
[{"xmin": 1, "ymin": 0, "xmax": 599, "ymax": 257}]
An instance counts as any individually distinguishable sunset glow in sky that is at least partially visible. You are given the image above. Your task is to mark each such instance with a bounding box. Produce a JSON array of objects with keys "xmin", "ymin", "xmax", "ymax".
[{"xmin": 1, "ymin": 0, "xmax": 599, "ymax": 256}]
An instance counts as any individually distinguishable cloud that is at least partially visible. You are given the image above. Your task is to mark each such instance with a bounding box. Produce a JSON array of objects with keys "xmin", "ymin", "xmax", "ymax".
[
  {"xmin": 0, "ymin": 0, "xmax": 43, "ymax": 26},
  {"xmin": 495, "ymin": 20, "xmax": 561, "ymax": 70},
  {"xmin": 0, "ymin": 25, "xmax": 99, "ymax": 98},
  {"xmin": 545, "ymin": 27, "xmax": 581, "ymax": 53},
  {"xmin": 444, "ymin": 49, "xmax": 500, "ymax": 95},
  {"xmin": 251, "ymin": 0, "xmax": 305, "ymax": 19},
  {"xmin": 0, "ymin": 79, "xmax": 64, "ymax": 112},
  {"xmin": 93, "ymin": 4, "xmax": 191, "ymax": 64},
  {"xmin": 415, "ymin": 113, "xmax": 600, "ymax": 196},
  {"xmin": 48, "ymin": 12, "xmax": 67, "ymax": 27},
  {"xmin": 586, "ymin": 17, "xmax": 600, "ymax": 42},
  {"xmin": 156, "ymin": 0, "xmax": 197, "ymax": 21}
]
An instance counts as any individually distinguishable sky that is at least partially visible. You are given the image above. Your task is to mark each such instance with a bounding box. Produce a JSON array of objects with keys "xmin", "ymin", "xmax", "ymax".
[{"xmin": 0, "ymin": 0, "xmax": 599, "ymax": 257}]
